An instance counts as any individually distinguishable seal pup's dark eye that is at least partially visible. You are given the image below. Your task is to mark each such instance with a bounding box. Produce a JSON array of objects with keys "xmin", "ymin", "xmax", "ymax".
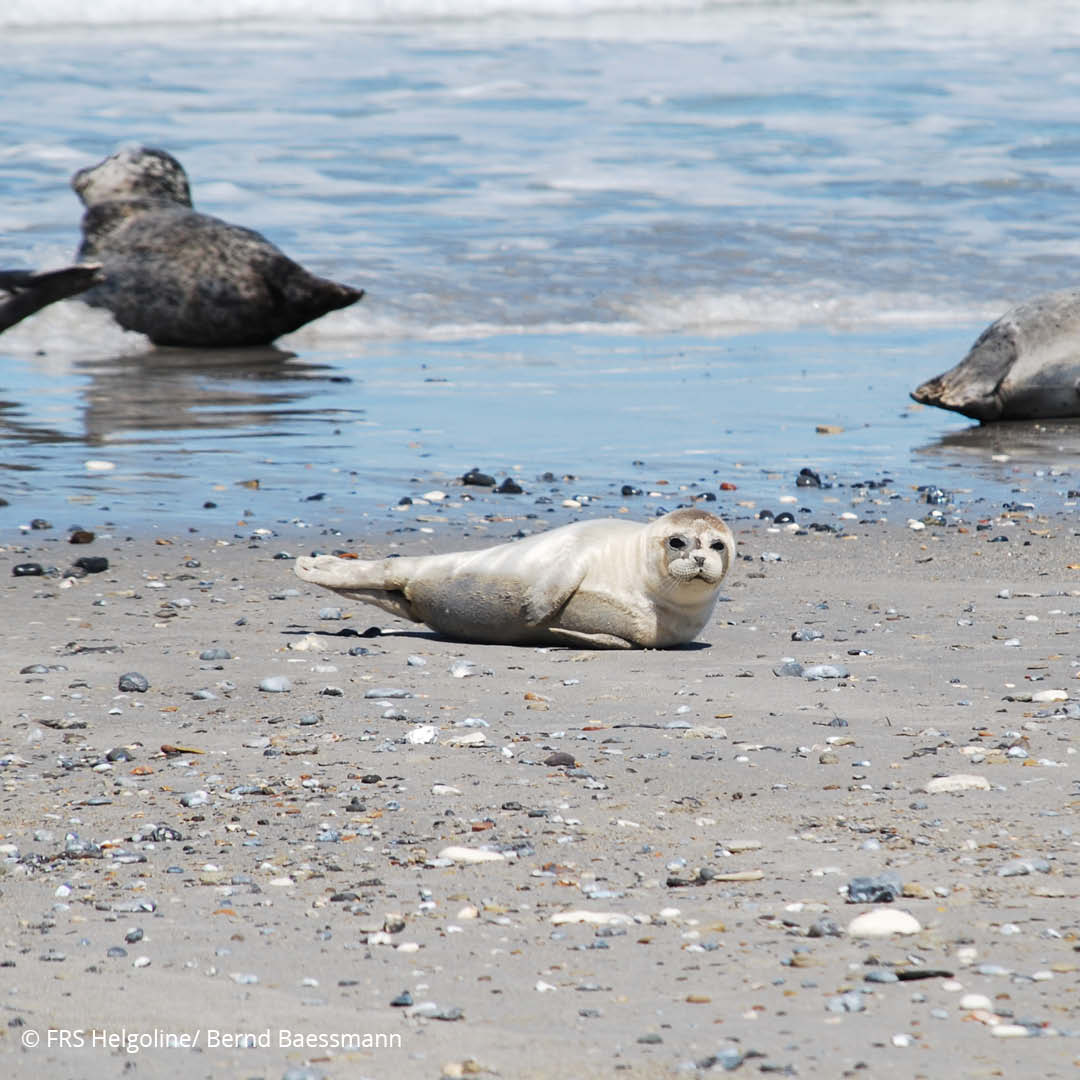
[
  {"xmin": 710, "ymin": 540, "xmax": 727, "ymax": 552},
  {"xmin": 667, "ymin": 536, "xmax": 686, "ymax": 550}
]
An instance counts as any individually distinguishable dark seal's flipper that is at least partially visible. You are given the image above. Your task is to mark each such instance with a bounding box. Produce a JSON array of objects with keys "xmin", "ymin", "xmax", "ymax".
[{"xmin": 0, "ymin": 264, "xmax": 103, "ymax": 334}]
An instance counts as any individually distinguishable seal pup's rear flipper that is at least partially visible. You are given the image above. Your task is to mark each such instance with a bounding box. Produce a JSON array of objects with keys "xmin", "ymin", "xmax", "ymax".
[{"xmin": 294, "ymin": 554, "xmax": 422, "ymax": 622}]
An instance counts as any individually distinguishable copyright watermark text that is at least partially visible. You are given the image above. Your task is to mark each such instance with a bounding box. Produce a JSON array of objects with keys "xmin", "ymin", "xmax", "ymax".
[{"xmin": 22, "ymin": 1028, "xmax": 402, "ymax": 1054}]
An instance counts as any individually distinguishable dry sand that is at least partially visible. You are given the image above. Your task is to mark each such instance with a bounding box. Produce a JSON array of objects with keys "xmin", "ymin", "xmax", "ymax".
[{"xmin": 1, "ymin": 495, "xmax": 1078, "ymax": 1080}]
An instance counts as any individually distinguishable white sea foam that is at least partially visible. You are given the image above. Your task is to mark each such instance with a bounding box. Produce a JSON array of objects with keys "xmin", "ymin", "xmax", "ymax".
[{"xmin": 2, "ymin": 0, "xmax": 722, "ymax": 29}]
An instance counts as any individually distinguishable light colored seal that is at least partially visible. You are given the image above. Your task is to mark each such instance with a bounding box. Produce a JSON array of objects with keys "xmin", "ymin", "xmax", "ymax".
[
  {"xmin": 912, "ymin": 290, "xmax": 1080, "ymax": 421},
  {"xmin": 294, "ymin": 508, "xmax": 736, "ymax": 649},
  {"xmin": 71, "ymin": 146, "xmax": 364, "ymax": 348},
  {"xmin": 0, "ymin": 264, "xmax": 102, "ymax": 334}
]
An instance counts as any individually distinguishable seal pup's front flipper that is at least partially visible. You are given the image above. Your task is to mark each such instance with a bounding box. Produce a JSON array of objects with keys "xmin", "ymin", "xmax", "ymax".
[{"xmin": 546, "ymin": 628, "xmax": 635, "ymax": 649}]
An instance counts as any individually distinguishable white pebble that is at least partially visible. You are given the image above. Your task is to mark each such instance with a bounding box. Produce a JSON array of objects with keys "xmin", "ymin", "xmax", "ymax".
[
  {"xmin": 549, "ymin": 910, "xmax": 634, "ymax": 927},
  {"xmin": 847, "ymin": 909, "xmax": 922, "ymax": 938},
  {"xmin": 924, "ymin": 773, "xmax": 990, "ymax": 794},
  {"xmin": 437, "ymin": 846, "xmax": 505, "ymax": 864},
  {"xmin": 405, "ymin": 725, "xmax": 438, "ymax": 746}
]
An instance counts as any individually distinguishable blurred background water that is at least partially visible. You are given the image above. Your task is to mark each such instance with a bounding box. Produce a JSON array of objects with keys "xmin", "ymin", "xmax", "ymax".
[{"xmin": 3, "ymin": 0, "xmax": 1080, "ymax": 533}]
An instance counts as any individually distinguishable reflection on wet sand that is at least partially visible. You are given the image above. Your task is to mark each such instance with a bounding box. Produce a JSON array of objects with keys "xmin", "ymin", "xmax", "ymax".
[
  {"xmin": 2, "ymin": 345, "xmax": 359, "ymax": 448},
  {"xmin": 915, "ymin": 418, "xmax": 1080, "ymax": 474}
]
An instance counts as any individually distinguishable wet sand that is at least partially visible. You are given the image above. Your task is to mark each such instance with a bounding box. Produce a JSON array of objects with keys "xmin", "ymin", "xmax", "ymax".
[{"xmin": 1, "ymin": 495, "xmax": 1078, "ymax": 1079}]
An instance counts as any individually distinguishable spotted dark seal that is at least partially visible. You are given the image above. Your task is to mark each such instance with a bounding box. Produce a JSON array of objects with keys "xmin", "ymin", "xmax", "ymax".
[
  {"xmin": 912, "ymin": 290, "xmax": 1080, "ymax": 421},
  {"xmin": 72, "ymin": 147, "xmax": 363, "ymax": 348}
]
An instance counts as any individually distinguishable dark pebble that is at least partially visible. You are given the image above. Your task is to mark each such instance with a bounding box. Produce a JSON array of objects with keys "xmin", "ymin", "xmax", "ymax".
[
  {"xmin": 348, "ymin": 645, "xmax": 371, "ymax": 656},
  {"xmin": 390, "ymin": 991, "xmax": 413, "ymax": 1007},
  {"xmin": 106, "ymin": 947, "xmax": 128, "ymax": 958},
  {"xmin": 117, "ymin": 672, "xmax": 149, "ymax": 693},
  {"xmin": 20, "ymin": 664, "xmax": 50, "ymax": 674},
  {"xmin": 544, "ymin": 752, "xmax": 577, "ymax": 768},
  {"xmin": 73, "ymin": 556, "xmax": 109, "ymax": 574},
  {"xmin": 360, "ymin": 774, "xmax": 382, "ymax": 784},
  {"xmin": 621, "ymin": 485, "xmax": 643, "ymax": 496},
  {"xmin": 757, "ymin": 509, "xmax": 774, "ymax": 520},
  {"xmin": 124, "ymin": 928, "xmax": 144, "ymax": 944},
  {"xmin": 305, "ymin": 492, "xmax": 327, "ymax": 501},
  {"xmin": 203, "ymin": 501, "xmax": 217, "ymax": 509},
  {"xmin": 12, "ymin": 563, "xmax": 44, "ymax": 577},
  {"xmin": 462, "ymin": 468, "xmax": 496, "ymax": 487},
  {"xmin": 796, "ymin": 468, "xmax": 822, "ymax": 487},
  {"xmin": 105, "ymin": 748, "xmax": 133, "ymax": 762},
  {"xmin": 775, "ymin": 511, "xmax": 795, "ymax": 524},
  {"xmin": 30, "ymin": 518, "xmax": 52, "ymax": 530},
  {"xmin": 497, "ymin": 477, "xmax": 523, "ymax": 494},
  {"xmin": 895, "ymin": 968, "xmax": 955, "ymax": 981},
  {"xmin": 69, "ymin": 529, "xmax": 95, "ymax": 544},
  {"xmin": 988, "ymin": 535, "xmax": 1009, "ymax": 543}
]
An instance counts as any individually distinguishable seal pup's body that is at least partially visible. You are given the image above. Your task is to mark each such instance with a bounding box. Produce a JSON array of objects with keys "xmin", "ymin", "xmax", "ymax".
[
  {"xmin": 912, "ymin": 290, "xmax": 1080, "ymax": 421},
  {"xmin": 72, "ymin": 147, "xmax": 363, "ymax": 348},
  {"xmin": 295, "ymin": 508, "xmax": 735, "ymax": 649}
]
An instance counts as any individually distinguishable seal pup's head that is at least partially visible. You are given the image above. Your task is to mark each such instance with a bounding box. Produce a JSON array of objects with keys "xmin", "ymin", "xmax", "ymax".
[
  {"xmin": 72, "ymin": 146, "xmax": 193, "ymax": 209},
  {"xmin": 643, "ymin": 508, "xmax": 735, "ymax": 599}
]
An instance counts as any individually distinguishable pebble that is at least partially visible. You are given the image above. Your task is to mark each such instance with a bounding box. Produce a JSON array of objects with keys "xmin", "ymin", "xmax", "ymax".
[
  {"xmin": 846, "ymin": 872, "xmax": 903, "ymax": 903},
  {"xmin": 924, "ymin": 773, "xmax": 990, "ymax": 794},
  {"xmin": 405, "ymin": 725, "xmax": 438, "ymax": 745},
  {"xmin": 117, "ymin": 672, "xmax": 149, "ymax": 693},
  {"xmin": 258, "ymin": 676, "xmax": 292, "ymax": 693},
  {"xmin": 364, "ymin": 687, "xmax": 411, "ymax": 699},
  {"xmin": 317, "ymin": 606, "xmax": 343, "ymax": 620},
  {"xmin": 12, "ymin": 563, "xmax": 44, "ymax": 576},
  {"xmin": 802, "ymin": 663, "xmax": 849, "ymax": 680},
  {"xmin": 437, "ymin": 846, "xmax": 506, "ymax": 864},
  {"xmin": 550, "ymin": 911, "xmax": 634, "ymax": 927},
  {"xmin": 73, "ymin": 556, "xmax": 108, "ymax": 573},
  {"xmin": 847, "ymin": 909, "xmax": 922, "ymax": 937},
  {"xmin": 199, "ymin": 647, "xmax": 232, "ymax": 661},
  {"xmin": 997, "ymin": 858, "xmax": 1051, "ymax": 877}
]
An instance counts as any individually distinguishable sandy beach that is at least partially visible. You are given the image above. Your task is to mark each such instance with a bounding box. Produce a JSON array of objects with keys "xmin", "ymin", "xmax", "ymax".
[{"xmin": 1, "ymin": 486, "xmax": 1078, "ymax": 1080}]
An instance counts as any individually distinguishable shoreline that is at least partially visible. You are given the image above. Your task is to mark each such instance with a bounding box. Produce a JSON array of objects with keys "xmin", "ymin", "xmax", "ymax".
[{"xmin": 1, "ymin": 503, "xmax": 1078, "ymax": 1078}]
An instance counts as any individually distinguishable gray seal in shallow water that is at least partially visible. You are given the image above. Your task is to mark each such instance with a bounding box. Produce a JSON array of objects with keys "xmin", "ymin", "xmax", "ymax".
[
  {"xmin": 912, "ymin": 290, "xmax": 1080, "ymax": 421},
  {"xmin": 295, "ymin": 508, "xmax": 735, "ymax": 649},
  {"xmin": 71, "ymin": 147, "xmax": 363, "ymax": 348}
]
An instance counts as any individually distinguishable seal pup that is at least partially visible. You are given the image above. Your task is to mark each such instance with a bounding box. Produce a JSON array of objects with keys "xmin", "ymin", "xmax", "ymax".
[
  {"xmin": 0, "ymin": 264, "xmax": 103, "ymax": 334},
  {"xmin": 295, "ymin": 508, "xmax": 735, "ymax": 649},
  {"xmin": 912, "ymin": 290, "xmax": 1080, "ymax": 421},
  {"xmin": 71, "ymin": 147, "xmax": 364, "ymax": 348}
]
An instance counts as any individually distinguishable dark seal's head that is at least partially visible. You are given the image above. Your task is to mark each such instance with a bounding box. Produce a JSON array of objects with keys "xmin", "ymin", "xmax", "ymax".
[{"xmin": 72, "ymin": 147, "xmax": 193, "ymax": 209}]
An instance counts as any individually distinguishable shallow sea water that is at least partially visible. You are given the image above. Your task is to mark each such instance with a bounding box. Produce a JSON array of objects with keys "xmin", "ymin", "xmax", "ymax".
[{"xmin": 3, "ymin": 1, "xmax": 1080, "ymax": 534}]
